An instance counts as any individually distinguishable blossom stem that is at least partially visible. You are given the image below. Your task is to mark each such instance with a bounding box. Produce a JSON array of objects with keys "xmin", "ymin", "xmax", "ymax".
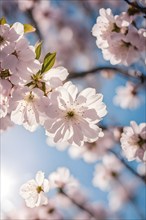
[
  {"xmin": 59, "ymin": 188, "xmax": 97, "ymax": 218},
  {"xmin": 124, "ymin": 0, "xmax": 146, "ymax": 14},
  {"xmin": 69, "ymin": 66, "xmax": 146, "ymax": 84},
  {"xmin": 109, "ymin": 149, "xmax": 146, "ymax": 184}
]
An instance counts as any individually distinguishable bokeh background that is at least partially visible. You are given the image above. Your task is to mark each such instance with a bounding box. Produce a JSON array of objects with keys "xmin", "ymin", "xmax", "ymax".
[{"xmin": 0, "ymin": 0, "xmax": 146, "ymax": 219}]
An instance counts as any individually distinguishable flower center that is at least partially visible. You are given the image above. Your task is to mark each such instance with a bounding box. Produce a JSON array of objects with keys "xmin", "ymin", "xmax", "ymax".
[
  {"xmin": 36, "ymin": 186, "xmax": 43, "ymax": 194},
  {"xmin": 138, "ymin": 136, "xmax": 146, "ymax": 147},
  {"xmin": 25, "ymin": 92, "xmax": 35, "ymax": 102},
  {"xmin": 66, "ymin": 110, "xmax": 75, "ymax": 118},
  {"xmin": 112, "ymin": 23, "xmax": 121, "ymax": 33},
  {"xmin": 86, "ymin": 142, "xmax": 96, "ymax": 150},
  {"xmin": 0, "ymin": 35, "xmax": 4, "ymax": 44},
  {"xmin": 12, "ymin": 50, "xmax": 18, "ymax": 58}
]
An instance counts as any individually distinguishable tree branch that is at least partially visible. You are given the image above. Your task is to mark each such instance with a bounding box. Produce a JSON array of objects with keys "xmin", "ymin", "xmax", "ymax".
[
  {"xmin": 69, "ymin": 66, "xmax": 146, "ymax": 84},
  {"xmin": 109, "ymin": 149, "xmax": 146, "ymax": 184},
  {"xmin": 26, "ymin": 9, "xmax": 43, "ymax": 40},
  {"xmin": 59, "ymin": 189, "xmax": 97, "ymax": 218},
  {"xmin": 124, "ymin": 0, "xmax": 146, "ymax": 14}
]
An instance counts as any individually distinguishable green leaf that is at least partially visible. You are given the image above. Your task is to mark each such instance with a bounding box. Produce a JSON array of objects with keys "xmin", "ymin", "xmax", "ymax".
[
  {"xmin": 41, "ymin": 52, "xmax": 56, "ymax": 73},
  {"xmin": 23, "ymin": 24, "xmax": 36, "ymax": 33},
  {"xmin": 35, "ymin": 42, "xmax": 42, "ymax": 60},
  {"xmin": 0, "ymin": 17, "xmax": 7, "ymax": 25}
]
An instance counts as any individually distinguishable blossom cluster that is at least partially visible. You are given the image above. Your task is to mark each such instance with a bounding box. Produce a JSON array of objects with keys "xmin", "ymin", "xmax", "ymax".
[
  {"xmin": 92, "ymin": 8, "xmax": 146, "ymax": 66},
  {"xmin": 0, "ymin": 18, "xmax": 107, "ymax": 147}
]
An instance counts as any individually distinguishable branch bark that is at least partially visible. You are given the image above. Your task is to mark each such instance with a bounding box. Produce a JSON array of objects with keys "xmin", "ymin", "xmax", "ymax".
[{"xmin": 69, "ymin": 66, "xmax": 146, "ymax": 84}]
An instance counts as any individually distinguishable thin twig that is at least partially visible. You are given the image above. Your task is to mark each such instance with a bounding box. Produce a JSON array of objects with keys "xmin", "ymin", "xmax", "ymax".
[
  {"xmin": 109, "ymin": 149, "xmax": 146, "ymax": 184},
  {"xmin": 69, "ymin": 66, "xmax": 146, "ymax": 84},
  {"xmin": 124, "ymin": 0, "xmax": 146, "ymax": 14},
  {"xmin": 59, "ymin": 189, "xmax": 97, "ymax": 218},
  {"xmin": 26, "ymin": 9, "xmax": 43, "ymax": 40},
  {"xmin": 117, "ymin": 178, "xmax": 145, "ymax": 219}
]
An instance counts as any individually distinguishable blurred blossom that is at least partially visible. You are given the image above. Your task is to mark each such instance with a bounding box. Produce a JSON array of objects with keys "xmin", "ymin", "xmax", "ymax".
[
  {"xmin": 120, "ymin": 121, "xmax": 146, "ymax": 162},
  {"xmin": 69, "ymin": 130, "xmax": 115, "ymax": 163},
  {"xmin": 46, "ymin": 137, "xmax": 69, "ymax": 151},
  {"xmin": 113, "ymin": 82, "xmax": 141, "ymax": 109},
  {"xmin": 49, "ymin": 167, "xmax": 79, "ymax": 190},
  {"xmin": 75, "ymin": 203, "xmax": 108, "ymax": 220},
  {"xmin": 16, "ymin": 0, "xmax": 38, "ymax": 11},
  {"xmin": 0, "ymin": 114, "xmax": 14, "ymax": 132},
  {"xmin": 108, "ymin": 182, "xmax": 137, "ymax": 211},
  {"xmin": 137, "ymin": 163, "xmax": 146, "ymax": 175},
  {"xmin": 93, "ymin": 154, "xmax": 123, "ymax": 191},
  {"xmin": 101, "ymin": 70, "xmax": 114, "ymax": 79}
]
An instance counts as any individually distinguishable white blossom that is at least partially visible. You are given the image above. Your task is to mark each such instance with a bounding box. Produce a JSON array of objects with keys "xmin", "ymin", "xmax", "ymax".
[
  {"xmin": 0, "ymin": 114, "xmax": 14, "ymax": 132},
  {"xmin": 44, "ymin": 81, "xmax": 107, "ymax": 147},
  {"xmin": 0, "ymin": 22, "xmax": 23, "ymax": 52},
  {"xmin": 41, "ymin": 66, "xmax": 69, "ymax": 93},
  {"xmin": 0, "ymin": 79, "xmax": 12, "ymax": 118},
  {"xmin": 20, "ymin": 171, "xmax": 50, "ymax": 208},
  {"xmin": 10, "ymin": 87, "xmax": 49, "ymax": 131},
  {"xmin": 92, "ymin": 8, "xmax": 145, "ymax": 65},
  {"xmin": 1, "ymin": 37, "xmax": 41, "ymax": 84},
  {"xmin": 120, "ymin": 121, "xmax": 146, "ymax": 162},
  {"xmin": 113, "ymin": 82, "xmax": 140, "ymax": 109},
  {"xmin": 92, "ymin": 154, "xmax": 123, "ymax": 191}
]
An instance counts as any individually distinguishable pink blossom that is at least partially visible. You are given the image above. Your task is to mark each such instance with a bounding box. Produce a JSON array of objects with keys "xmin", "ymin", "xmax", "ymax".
[
  {"xmin": 113, "ymin": 82, "xmax": 140, "ymax": 109},
  {"xmin": 10, "ymin": 87, "xmax": 50, "ymax": 131},
  {"xmin": 44, "ymin": 81, "xmax": 107, "ymax": 147},
  {"xmin": 1, "ymin": 37, "xmax": 41, "ymax": 84},
  {"xmin": 0, "ymin": 79, "xmax": 12, "ymax": 118},
  {"xmin": 120, "ymin": 121, "xmax": 146, "ymax": 162},
  {"xmin": 0, "ymin": 114, "xmax": 14, "ymax": 132}
]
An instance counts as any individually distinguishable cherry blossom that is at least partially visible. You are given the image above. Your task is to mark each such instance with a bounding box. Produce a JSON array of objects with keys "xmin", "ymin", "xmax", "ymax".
[
  {"xmin": 92, "ymin": 154, "xmax": 123, "ymax": 191},
  {"xmin": 92, "ymin": 8, "xmax": 145, "ymax": 66},
  {"xmin": 10, "ymin": 87, "xmax": 50, "ymax": 131},
  {"xmin": 102, "ymin": 26, "xmax": 146, "ymax": 66},
  {"xmin": 108, "ymin": 182, "xmax": 136, "ymax": 211},
  {"xmin": 120, "ymin": 121, "xmax": 146, "ymax": 162},
  {"xmin": 1, "ymin": 37, "xmax": 41, "ymax": 84},
  {"xmin": 0, "ymin": 79, "xmax": 12, "ymax": 118},
  {"xmin": 42, "ymin": 66, "xmax": 69, "ymax": 93},
  {"xmin": 20, "ymin": 171, "xmax": 50, "ymax": 208},
  {"xmin": 49, "ymin": 167, "xmax": 79, "ymax": 189},
  {"xmin": 0, "ymin": 114, "xmax": 14, "ymax": 132},
  {"xmin": 0, "ymin": 23, "xmax": 23, "ymax": 52},
  {"xmin": 44, "ymin": 81, "xmax": 107, "ymax": 147},
  {"xmin": 113, "ymin": 82, "xmax": 140, "ymax": 109},
  {"xmin": 92, "ymin": 8, "xmax": 132, "ymax": 50}
]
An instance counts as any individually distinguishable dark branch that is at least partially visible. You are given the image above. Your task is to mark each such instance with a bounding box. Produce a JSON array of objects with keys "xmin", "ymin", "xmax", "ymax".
[
  {"xmin": 59, "ymin": 189, "xmax": 97, "ymax": 218},
  {"xmin": 109, "ymin": 149, "xmax": 146, "ymax": 184},
  {"xmin": 69, "ymin": 66, "xmax": 146, "ymax": 84},
  {"xmin": 124, "ymin": 0, "xmax": 146, "ymax": 14},
  {"xmin": 26, "ymin": 9, "xmax": 43, "ymax": 40}
]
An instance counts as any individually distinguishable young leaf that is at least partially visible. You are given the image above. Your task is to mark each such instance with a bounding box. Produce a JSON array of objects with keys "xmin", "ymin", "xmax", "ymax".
[
  {"xmin": 35, "ymin": 42, "xmax": 42, "ymax": 60},
  {"xmin": 41, "ymin": 52, "xmax": 56, "ymax": 73},
  {"xmin": 23, "ymin": 24, "xmax": 36, "ymax": 33},
  {"xmin": 0, "ymin": 17, "xmax": 7, "ymax": 25}
]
